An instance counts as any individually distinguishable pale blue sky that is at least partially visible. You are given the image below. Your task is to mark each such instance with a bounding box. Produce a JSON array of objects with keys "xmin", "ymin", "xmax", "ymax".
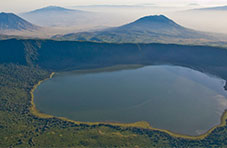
[{"xmin": 0, "ymin": 0, "xmax": 226, "ymax": 13}]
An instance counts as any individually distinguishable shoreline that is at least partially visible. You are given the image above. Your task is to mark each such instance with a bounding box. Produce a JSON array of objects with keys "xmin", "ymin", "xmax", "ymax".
[
  {"xmin": 30, "ymin": 72, "xmax": 55, "ymax": 118},
  {"xmin": 30, "ymin": 66, "xmax": 227, "ymax": 140}
]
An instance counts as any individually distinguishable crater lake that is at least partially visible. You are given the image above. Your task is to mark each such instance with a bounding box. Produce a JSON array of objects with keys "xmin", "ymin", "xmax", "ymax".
[{"xmin": 34, "ymin": 65, "xmax": 227, "ymax": 136}]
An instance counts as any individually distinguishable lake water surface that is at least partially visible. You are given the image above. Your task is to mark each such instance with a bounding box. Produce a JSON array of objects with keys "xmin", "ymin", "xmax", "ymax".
[{"xmin": 34, "ymin": 65, "xmax": 227, "ymax": 136}]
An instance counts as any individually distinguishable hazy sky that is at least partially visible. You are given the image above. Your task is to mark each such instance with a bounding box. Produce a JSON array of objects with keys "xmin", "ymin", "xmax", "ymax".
[{"xmin": 0, "ymin": 0, "xmax": 227, "ymax": 13}]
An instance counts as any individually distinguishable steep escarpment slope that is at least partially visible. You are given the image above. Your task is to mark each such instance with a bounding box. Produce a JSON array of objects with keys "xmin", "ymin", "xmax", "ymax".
[{"xmin": 1, "ymin": 39, "xmax": 227, "ymax": 79}]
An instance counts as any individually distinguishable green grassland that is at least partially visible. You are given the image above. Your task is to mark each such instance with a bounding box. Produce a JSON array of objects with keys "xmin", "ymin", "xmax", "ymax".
[{"xmin": 1, "ymin": 39, "xmax": 227, "ymax": 147}]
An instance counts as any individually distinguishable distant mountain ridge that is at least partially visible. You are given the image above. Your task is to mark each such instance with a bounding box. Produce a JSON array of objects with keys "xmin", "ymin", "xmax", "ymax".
[
  {"xmin": 115, "ymin": 15, "xmax": 192, "ymax": 36},
  {"xmin": 192, "ymin": 5, "xmax": 227, "ymax": 11},
  {"xmin": 20, "ymin": 6, "xmax": 89, "ymax": 27},
  {"xmin": 121, "ymin": 15, "xmax": 178, "ymax": 27},
  {"xmin": 0, "ymin": 12, "xmax": 39, "ymax": 32},
  {"xmin": 25, "ymin": 6, "xmax": 83, "ymax": 14},
  {"xmin": 53, "ymin": 15, "xmax": 217, "ymax": 44}
]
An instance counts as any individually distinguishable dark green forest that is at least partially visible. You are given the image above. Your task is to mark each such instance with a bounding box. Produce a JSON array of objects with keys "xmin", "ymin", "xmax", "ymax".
[{"xmin": 1, "ymin": 39, "xmax": 227, "ymax": 147}]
